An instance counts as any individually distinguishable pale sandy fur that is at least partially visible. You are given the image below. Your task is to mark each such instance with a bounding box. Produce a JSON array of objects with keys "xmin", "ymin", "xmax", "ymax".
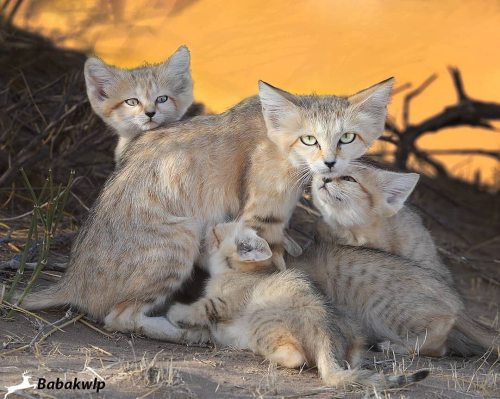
[
  {"xmin": 21, "ymin": 79, "xmax": 393, "ymax": 342},
  {"xmin": 84, "ymin": 46, "xmax": 193, "ymax": 163},
  {"xmin": 287, "ymin": 208, "xmax": 498, "ymax": 357},
  {"xmin": 312, "ymin": 163, "xmax": 453, "ymax": 284},
  {"xmin": 168, "ymin": 222, "xmax": 428, "ymax": 388}
]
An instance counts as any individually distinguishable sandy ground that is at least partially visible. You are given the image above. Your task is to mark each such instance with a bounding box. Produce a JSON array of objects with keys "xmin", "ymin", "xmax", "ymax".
[
  {"xmin": 1, "ymin": 177, "xmax": 499, "ymax": 398},
  {"xmin": 0, "ymin": 261, "xmax": 499, "ymax": 399}
]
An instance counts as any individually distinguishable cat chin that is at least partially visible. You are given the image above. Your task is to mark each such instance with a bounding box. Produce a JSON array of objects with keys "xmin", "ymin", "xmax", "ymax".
[{"xmin": 140, "ymin": 121, "xmax": 159, "ymax": 130}]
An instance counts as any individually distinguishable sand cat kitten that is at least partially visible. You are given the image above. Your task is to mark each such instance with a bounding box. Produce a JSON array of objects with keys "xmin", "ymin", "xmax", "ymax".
[
  {"xmin": 286, "ymin": 210, "xmax": 498, "ymax": 356},
  {"xmin": 312, "ymin": 163, "xmax": 453, "ymax": 284},
  {"xmin": 84, "ymin": 46, "xmax": 193, "ymax": 162},
  {"xmin": 21, "ymin": 78, "xmax": 393, "ymax": 342},
  {"xmin": 168, "ymin": 222, "xmax": 429, "ymax": 388}
]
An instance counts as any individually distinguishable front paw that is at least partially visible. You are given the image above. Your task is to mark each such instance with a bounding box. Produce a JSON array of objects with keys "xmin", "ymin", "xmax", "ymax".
[
  {"xmin": 182, "ymin": 327, "xmax": 212, "ymax": 345},
  {"xmin": 167, "ymin": 303, "xmax": 190, "ymax": 327}
]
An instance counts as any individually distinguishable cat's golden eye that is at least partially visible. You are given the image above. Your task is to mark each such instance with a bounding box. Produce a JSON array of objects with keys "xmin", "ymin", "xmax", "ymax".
[
  {"xmin": 156, "ymin": 95, "xmax": 168, "ymax": 103},
  {"xmin": 125, "ymin": 98, "xmax": 139, "ymax": 106},
  {"xmin": 341, "ymin": 176, "xmax": 357, "ymax": 183},
  {"xmin": 300, "ymin": 135, "xmax": 318, "ymax": 146},
  {"xmin": 339, "ymin": 132, "xmax": 356, "ymax": 144}
]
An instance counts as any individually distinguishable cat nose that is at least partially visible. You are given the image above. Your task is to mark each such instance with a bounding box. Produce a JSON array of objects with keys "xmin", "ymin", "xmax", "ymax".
[
  {"xmin": 322, "ymin": 177, "xmax": 332, "ymax": 184},
  {"xmin": 324, "ymin": 160, "xmax": 336, "ymax": 169},
  {"xmin": 145, "ymin": 111, "xmax": 156, "ymax": 118}
]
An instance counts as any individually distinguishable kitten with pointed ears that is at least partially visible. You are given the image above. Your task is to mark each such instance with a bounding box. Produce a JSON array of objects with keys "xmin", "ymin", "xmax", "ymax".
[
  {"xmin": 168, "ymin": 222, "xmax": 429, "ymax": 388},
  {"xmin": 21, "ymin": 78, "xmax": 393, "ymax": 342},
  {"xmin": 84, "ymin": 46, "xmax": 193, "ymax": 162},
  {"xmin": 312, "ymin": 163, "xmax": 452, "ymax": 283}
]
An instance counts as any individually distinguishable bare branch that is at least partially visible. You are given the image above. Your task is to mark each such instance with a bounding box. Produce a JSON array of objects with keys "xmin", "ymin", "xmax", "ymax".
[
  {"xmin": 392, "ymin": 82, "xmax": 412, "ymax": 96},
  {"xmin": 402, "ymin": 74, "xmax": 438, "ymax": 128},
  {"xmin": 412, "ymin": 147, "xmax": 448, "ymax": 177},
  {"xmin": 378, "ymin": 135, "xmax": 399, "ymax": 145},
  {"xmin": 448, "ymin": 66, "xmax": 468, "ymax": 102},
  {"xmin": 425, "ymin": 149, "xmax": 500, "ymax": 161},
  {"xmin": 384, "ymin": 118, "xmax": 401, "ymax": 136}
]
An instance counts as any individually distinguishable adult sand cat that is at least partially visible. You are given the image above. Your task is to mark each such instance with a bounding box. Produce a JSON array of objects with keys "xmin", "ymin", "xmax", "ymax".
[
  {"xmin": 85, "ymin": 46, "xmax": 193, "ymax": 162},
  {"xmin": 21, "ymin": 78, "xmax": 393, "ymax": 342},
  {"xmin": 311, "ymin": 163, "xmax": 453, "ymax": 283},
  {"xmin": 168, "ymin": 222, "xmax": 429, "ymax": 389}
]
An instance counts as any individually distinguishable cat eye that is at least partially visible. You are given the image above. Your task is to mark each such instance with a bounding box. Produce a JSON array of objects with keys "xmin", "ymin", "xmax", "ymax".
[
  {"xmin": 341, "ymin": 176, "xmax": 357, "ymax": 183},
  {"xmin": 156, "ymin": 95, "xmax": 169, "ymax": 103},
  {"xmin": 300, "ymin": 135, "xmax": 318, "ymax": 146},
  {"xmin": 124, "ymin": 98, "xmax": 139, "ymax": 106},
  {"xmin": 339, "ymin": 132, "xmax": 356, "ymax": 144}
]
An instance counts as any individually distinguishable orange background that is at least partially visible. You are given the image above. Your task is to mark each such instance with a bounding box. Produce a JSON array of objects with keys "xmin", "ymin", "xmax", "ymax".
[{"xmin": 14, "ymin": 0, "xmax": 500, "ymax": 185}]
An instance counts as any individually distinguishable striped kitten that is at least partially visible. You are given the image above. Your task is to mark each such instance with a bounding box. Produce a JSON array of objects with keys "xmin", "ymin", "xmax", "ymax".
[
  {"xmin": 84, "ymin": 46, "xmax": 193, "ymax": 163},
  {"xmin": 312, "ymin": 163, "xmax": 453, "ymax": 284},
  {"xmin": 286, "ymin": 207, "xmax": 498, "ymax": 357},
  {"xmin": 20, "ymin": 78, "xmax": 392, "ymax": 342},
  {"xmin": 168, "ymin": 222, "xmax": 429, "ymax": 388}
]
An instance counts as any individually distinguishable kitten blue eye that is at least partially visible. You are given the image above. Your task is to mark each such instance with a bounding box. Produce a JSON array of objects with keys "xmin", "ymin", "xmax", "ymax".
[
  {"xmin": 156, "ymin": 95, "xmax": 169, "ymax": 103},
  {"xmin": 339, "ymin": 132, "xmax": 356, "ymax": 144},
  {"xmin": 124, "ymin": 98, "xmax": 139, "ymax": 106}
]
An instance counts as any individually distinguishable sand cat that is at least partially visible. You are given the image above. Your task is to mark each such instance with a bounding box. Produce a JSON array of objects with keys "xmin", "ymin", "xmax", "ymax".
[
  {"xmin": 286, "ymin": 206, "xmax": 498, "ymax": 357},
  {"xmin": 167, "ymin": 222, "xmax": 429, "ymax": 388},
  {"xmin": 20, "ymin": 78, "xmax": 393, "ymax": 343},
  {"xmin": 84, "ymin": 46, "xmax": 193, "ymax": 163},
  {"xmin": 311, "ymin": 163, "xmax": 453, "ymax": 284}
]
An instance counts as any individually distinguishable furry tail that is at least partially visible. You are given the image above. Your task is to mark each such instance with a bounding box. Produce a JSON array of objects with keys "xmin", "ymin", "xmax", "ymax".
[
  {"xmin": 315, "ymin": 336, "xmax": 429, "ymax": 389},
  {"xmin": 16, "ymin": 283, "xmax": 69, "ymax": 311},
  {"xmin": 448, "ymin": 313, "xmax": 499, "ymax": 356}
]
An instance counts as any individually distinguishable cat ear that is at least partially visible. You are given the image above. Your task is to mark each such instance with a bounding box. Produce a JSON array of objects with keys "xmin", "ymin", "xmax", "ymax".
[
  {"xmin": 376, "ymin": 170, "xmax": 420, "ymax": 216},
  {"xmin": 258, "ymin": 81, "xmax": 301, "ymax": 133},
  {"xmin": 162, "ymin": 46, "xmax": 191, "ymax": 78},
  {"xmin": 348, "ymin": 77, "xmax": 394, "ymax": 111},
  {"xmin": 347, "ymin": 77, "xmax": 394, "ymax": 143},
  {"xmin": 160, "ymin": 46, "xmax": 192, "ymax": 96},
  {"xmin": 235, "ymin": 230, "xmax": 273, "ymax": 262},
  {"xmin": 84, "ymin": 57, "xmax": 117, "ymax": 102}
]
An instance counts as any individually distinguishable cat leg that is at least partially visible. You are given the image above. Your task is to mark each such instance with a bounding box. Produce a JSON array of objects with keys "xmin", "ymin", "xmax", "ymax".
[
  {"xmin": 252, "ymin": 327, "xmax": 306, "ymax": 369},
  {"xmin": 385, "ymin": 316, "xmax": 454, "ymax": 357},
  {"xmin": 416, "ymin": 317, "xmax": 455, "ymax": 357},
  {"xmin": 104, "ymin": 300, "xmax": 209, "ymax": 343},
  {"xmin": 168, "ymin": 297, "xmax": 229, "ymax": 328}
]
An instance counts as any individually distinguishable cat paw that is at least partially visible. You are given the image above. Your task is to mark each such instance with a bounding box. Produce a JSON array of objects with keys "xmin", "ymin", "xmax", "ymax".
[
  {"xmin": 167, "ymin": 303, "xmax": 197, "ymax": 328},
  {"xmin": 183, "ymin": 327, "xmax": 212, "ymax": 345}
]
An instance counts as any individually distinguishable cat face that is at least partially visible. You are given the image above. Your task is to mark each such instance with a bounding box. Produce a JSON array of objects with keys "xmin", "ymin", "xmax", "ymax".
[
  {"xmin": 206, "ymin": 222, "xmax": 273, "ymax": 274},
  {"xmin": 312, "ymin": 164, "xmax": 420, "ymax": 226},
  {"xmin": 258, "ymin": 78, "xmax": 394, "ymax": 177},
  {"xmin": 84, "ymin": 46, "xmax": 193, "ymax": 137}
]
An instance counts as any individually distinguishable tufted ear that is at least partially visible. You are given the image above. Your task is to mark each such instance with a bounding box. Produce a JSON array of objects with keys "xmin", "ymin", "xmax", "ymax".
[
  {"xmin": 84, "ymin": 57, "xmax": 117, "ymax": 103},
  {"xmin": 376, "ymin": 170, "xmax": 420, "ymax": 216},
  {"xmin": 161, "ymin": 46, "xmax": 191, "ymax": 78},
  {"xmin": 234, "ymin": 228, "xmax": 273, "ymax": 262},
  {"xmin": 347, "ymin": 77, "xmax": 394, "ymax": 144},
  {"xmin": 348, "ymin": 77, "xmax": 394, "ymax": 112},
  {"xmin": 258, "ymin": 80, "xmax": 301, "ymax": 134}
]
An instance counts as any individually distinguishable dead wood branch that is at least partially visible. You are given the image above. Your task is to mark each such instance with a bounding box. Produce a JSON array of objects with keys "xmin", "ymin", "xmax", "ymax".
[{"xmin": 382, "ymin": 67, "xmax": 500, "ymax": 180}]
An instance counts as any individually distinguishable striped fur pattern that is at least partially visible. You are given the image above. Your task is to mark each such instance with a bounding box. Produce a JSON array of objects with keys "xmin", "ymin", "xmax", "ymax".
[
  {"xmin": 168, "ymin": 222, "xmax": 429, "ymax": 388},
  {"xmin": 287, "ymin": 208, "xmax": 499, "ymax": 357},
  {"xmin": 85, "ymin": 46, "xmax": 193, "ymax": 162},
  {"xmin": 312, "ymin": 163, "xmax": 453, "ymax": 284},
  {"xmin": 20, "ymin": 79, "xmax": 392, "ymax": 341}
]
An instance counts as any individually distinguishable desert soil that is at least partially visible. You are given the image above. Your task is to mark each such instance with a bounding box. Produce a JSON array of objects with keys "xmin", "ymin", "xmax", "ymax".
[{"xmin": 1, "ymin": 176, "xmax": 499, "ymax": 399}]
